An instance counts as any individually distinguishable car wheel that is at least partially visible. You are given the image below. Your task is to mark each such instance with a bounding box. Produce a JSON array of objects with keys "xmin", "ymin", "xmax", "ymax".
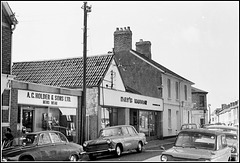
[
  {"xmin": 115, "ymin": 145, "xmax": 122, "ymax": 157},
  {"xmin": 88, "ymin": 154, "xmax": 96, "ymax": 160},
  {"xmin": 136, "ymin": 142, "xmax": 143, "ymax": 153},
  {"xmin": 69, "ymin": 154, "xmax": 78, "ymax": 161},
  {"xmin": 21, "ymin": 156, "xmax": 33, "ymax": 161}
]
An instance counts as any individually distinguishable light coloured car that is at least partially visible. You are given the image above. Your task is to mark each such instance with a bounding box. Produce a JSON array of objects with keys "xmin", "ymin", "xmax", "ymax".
[
  {"xmin": 205, "ymin": 125, "xmax": 238, "ymax": 161},
  {"xmin": 2, "ymin": 130, "xmax": 84, "ymax": 161},
  {"xmin": 82, "ymin": 125, "xmax": 147, "ymax": 160},
  {"xmin": 160, "ymin": 129, "xmax": 231, "ymax": 161}
]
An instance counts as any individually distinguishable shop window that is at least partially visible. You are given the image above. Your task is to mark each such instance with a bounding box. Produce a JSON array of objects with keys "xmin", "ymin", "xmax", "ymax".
[{"xmin": 139, "ymin": 111, "xmax": 156, "ymax": 137}]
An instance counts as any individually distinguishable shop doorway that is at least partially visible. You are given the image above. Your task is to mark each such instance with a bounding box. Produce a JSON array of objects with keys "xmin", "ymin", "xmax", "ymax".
[
  {"xmin": 22, "ymin": 109, "xmax": 34, "ymax": 133},
  {"xmin": 130, "ymin": 109, "xmax": 139, "ymax": 132}
]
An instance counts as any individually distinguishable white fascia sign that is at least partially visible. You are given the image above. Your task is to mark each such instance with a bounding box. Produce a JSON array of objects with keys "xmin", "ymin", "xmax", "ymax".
[
  {"xmin": 18, "ymin": 90, "xmax": 78, "ymax": 108},
  {"xmin": 100, "ymin": 88, "xmax": 163, "ymax": 111}
]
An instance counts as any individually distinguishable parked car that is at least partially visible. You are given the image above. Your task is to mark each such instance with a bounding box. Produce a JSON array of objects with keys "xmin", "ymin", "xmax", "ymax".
[
  {"xmin": 159, "ymin": 129, "xmax": 231, "ymax": 161},
  {"xmin": 205, "ymin": 125, "xmax": 238, "ymax": 134},
  {"xmin": 82, "ymin": 125, "xmax": 147, "ymax": 160},
  {"xmin": 2, "ymin": 130, "xmax": 84, "ymax": 161},
  {"xmin": 205, "ymin": 125, "xmax": 238, "ymax": 161},
  {"xmin": 177, "ymin": 123, "xmax": 198, "ymax": 134}
]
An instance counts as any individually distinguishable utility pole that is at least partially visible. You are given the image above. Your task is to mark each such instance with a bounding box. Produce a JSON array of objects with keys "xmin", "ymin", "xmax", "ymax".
[
  {"xmin": 208, "ymin": 104, "xmax": 211, "ymax": 124},
  {"xmin": 81, "ymin": 1, "xmax": 91, "ymax": 145}
]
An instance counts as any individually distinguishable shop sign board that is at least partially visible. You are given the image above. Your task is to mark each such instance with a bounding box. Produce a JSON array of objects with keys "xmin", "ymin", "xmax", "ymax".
[
  {"xmin": 100, "ymin": 88, "xmax": 163, "ymax": 111},
  {"xmin": 18, "ymin": 90, "xmax": 78, "ymax": 108}
]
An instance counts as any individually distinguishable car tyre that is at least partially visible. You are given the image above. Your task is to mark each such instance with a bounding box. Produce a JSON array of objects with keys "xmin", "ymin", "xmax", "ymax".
[
  {"xmin": 21, "ymin": 156, "xmax": 33, "ymax": 161},
  {"xmin": 69, "ymin": 154, "xmax": 78, "ymax": 161},
  {"xmin": 88, "ymin": 154, "xmax": 96, "ymax": 161},
  {"xmin": 115, "ymin": 145, "xmax": 122, "ymax": 157},
  {"xmin": 136, "ymin": 142, "xmax": 143, "ymax": 153}
]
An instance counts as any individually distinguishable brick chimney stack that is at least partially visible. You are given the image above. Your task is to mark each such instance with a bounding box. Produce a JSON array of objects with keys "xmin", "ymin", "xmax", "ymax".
[
  {"xmin": 136, "ymin": 39, "xmax": 152, "ymax": 59},
  {"xmin": 114, "ymin": 26, "xmax": 132, "ymax": 52}
]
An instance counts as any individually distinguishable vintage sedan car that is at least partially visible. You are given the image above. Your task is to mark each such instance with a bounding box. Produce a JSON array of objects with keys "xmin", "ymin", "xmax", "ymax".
[
  {"xmin": 205, "ymin": 125, "xmax": 238, "ymax": 161},
  {"xmin": 159, "ymin": 129, "xmax": 231, "ymax": 161},
  {"xmin": 82, "ymin": 125, "xmax": 147, "ymax": 160},
  {"xmin": 2, "ymin": 130, "xmax": 84, "ymax": 161},
  {"xmin": 205, "ymin": 125, "xmax": 238, "ymax": 134}
]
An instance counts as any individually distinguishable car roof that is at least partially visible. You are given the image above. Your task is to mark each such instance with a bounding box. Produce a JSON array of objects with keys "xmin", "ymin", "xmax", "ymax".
[
  {"xmin": 26, "ymin": 130, "xmax": 61, "ymax": 135},
  {"xmin": 102, "ymin": 125, "xmax": 134, "ymax": 129},
  {"xmin": 206, "ymin": 125, "xmax": 238, "ymax": 130},
  {"xmin": 179, "ymin": 128, "xmax": 224, "ymax": 136}
]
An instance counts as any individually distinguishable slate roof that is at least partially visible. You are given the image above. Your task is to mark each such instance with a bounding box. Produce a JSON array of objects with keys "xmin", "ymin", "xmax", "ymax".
[
  {"xmin": 12, "ymin": 54, "xmax": 114, "ymax": 88},
  {"xmin": 130, "ymin": 49, "xmax": 194, "ymax": 84}
]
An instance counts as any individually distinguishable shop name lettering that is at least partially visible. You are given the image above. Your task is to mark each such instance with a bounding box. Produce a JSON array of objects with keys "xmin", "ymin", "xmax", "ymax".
[
  {"xmin": 27, "ymin": 92, "xmax": 71, "ymax": 105},
  {"xmin": 120, "ymin": 97, "xmax": 147, "ymax": 105}
]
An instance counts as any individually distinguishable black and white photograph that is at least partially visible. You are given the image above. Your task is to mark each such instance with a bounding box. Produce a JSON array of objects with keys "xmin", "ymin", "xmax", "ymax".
[{"xmin": 1, "ymin": 1, "xmax": 239, "ymax": 161}]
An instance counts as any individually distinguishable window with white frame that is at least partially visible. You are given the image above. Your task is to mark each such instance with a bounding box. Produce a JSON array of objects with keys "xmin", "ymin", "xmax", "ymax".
[
  {"xmin": 168, "ymin": 109, "xmax": 171, "ymax": 128},
  {"xmin": 184, "ymin": 85, "xmax": 187, "ymax": 101},
  {"xmin": 167, "ymin": 79, "xmax": 171, "ymax": 98},
  {"xmin": 175, "ymin": 81, "xmax": 179, "ymax": 100}
]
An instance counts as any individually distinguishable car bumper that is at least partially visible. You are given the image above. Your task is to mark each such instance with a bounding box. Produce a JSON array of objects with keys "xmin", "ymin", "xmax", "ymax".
[{"xmin": 81, "ymin": 148, "xmax": 116, "ymax": 155}]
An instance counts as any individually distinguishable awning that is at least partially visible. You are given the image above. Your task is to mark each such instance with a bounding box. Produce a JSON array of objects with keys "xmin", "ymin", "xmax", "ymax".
[{"xmin": 59, "ymin": 108, "xmax": 76, "ymax": 115}]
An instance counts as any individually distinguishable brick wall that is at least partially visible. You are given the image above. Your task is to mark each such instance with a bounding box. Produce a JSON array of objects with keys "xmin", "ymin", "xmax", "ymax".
[
  {"xmin": 1, "ymin": 14, "xmax": 12, "ymax": 75},
  {"xmin": 114, "ymin": 27, "xmax": 132, "ymax": 52}
]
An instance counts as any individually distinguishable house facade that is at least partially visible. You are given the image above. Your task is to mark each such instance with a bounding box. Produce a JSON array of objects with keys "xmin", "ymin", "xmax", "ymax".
[
  {"xmin": 113, "ymin": 27, "xmax": 194, "ymax": 137},
  {"xmin": 191, "ymin": 86, "xmax": 208, "ymax": 127}
]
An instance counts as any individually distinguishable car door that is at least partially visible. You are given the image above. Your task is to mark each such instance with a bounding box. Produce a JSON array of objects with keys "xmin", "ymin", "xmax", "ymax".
[
  {"xmin": 121, "ymin": 126, "xmax": 132, "ymax": 151},
  {"xmin": 214, "ymin": 135, "xmax": 231, "ymax": 161},
  {"xmin": 38, "ymin": 132, "xmax": 55, "ymax": 161},
  {"xmin": 126, "ymin": 126, "xmax": 139, "ymax": 150},
  {"xmin": 49, "ymin": 132, "xmax": 70, "ymax": 161}
]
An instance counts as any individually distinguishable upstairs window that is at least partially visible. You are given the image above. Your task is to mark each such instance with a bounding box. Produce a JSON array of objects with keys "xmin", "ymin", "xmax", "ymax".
[
  {"xmin": 184, "ymin": 85, "xmax": 187, "ymax": 101},
  {"xmin": 167, "ymin": 79, "xmax": 171, "ymax": 98},
  {"xmin": 175, "ymin": 81, "xmax": 179, "ymax": 100}
]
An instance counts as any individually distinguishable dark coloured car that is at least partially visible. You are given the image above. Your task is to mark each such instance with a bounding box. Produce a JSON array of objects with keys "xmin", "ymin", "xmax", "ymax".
[
  {"xmin": 82, "ymin": 125, "xmax": 147, "ymax": 160},
  {"xmin": 205, "ymin": 125, "xmax": 238, "ymax": 161},
  {"xmin": 160, "ymin": 129, "xmax": 231, "ymax": 161},
  {"xmin": 2, "ymin": 130, "xmax": 84, "ymax": 161}
]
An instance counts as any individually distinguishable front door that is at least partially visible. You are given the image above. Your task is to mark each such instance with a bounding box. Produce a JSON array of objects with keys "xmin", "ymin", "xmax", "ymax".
[
  {"xmin": 22, "ymin": 109, "xmax": 34, "ymax": 133},
  {"xmin": 130, "ymin": 109, "xmax": 139, "ymax": 132}
]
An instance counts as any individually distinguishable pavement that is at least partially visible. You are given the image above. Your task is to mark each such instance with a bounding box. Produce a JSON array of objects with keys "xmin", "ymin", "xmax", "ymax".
[{"xmin": 144, "ymin": 137, "xmax": 176, "ymax": 150}]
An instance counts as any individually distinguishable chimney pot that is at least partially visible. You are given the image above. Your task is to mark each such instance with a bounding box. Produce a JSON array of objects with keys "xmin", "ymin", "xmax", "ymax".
[{"xmin": 116, "ymin": 27, "xmax": 119, "ymax": 31}]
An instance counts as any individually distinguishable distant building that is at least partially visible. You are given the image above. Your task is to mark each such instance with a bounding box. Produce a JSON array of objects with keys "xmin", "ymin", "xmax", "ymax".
[
  {"xmin": 191, "ymin": 87, "xmax": 208, "ymax": 127},
  {"xmin": 215, "ymin": 101, "xmax": 239, "ymax": 126}
]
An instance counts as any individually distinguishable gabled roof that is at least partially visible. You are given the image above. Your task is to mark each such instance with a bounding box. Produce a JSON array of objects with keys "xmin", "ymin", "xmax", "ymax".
[
  {"xmin": 130, "ymin": 49, "xmax": 194, "ymax": 84},
  {"xmin": 12, "ymin": 54, "xmax": 114, "ymax": 88},
  {"xmin": 2, "ymin": 2, "xmax": 18, "ymax": 25},
  {"xmin": 191, "ymin": 86, "xmax": 208, "ymax": 94}
]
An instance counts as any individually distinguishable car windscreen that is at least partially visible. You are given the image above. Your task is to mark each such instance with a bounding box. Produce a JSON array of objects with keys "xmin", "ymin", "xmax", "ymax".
[
  {"xmin": 99, "ymin": 127, "xmax": 121, "ymax": 137},
  {"xmin": 175, "ymin": 132, "xmax": 216, "ymax": 150},
  {"xmin": 225, "ymin": 133, "xmax": 237, "ymax": 145}
]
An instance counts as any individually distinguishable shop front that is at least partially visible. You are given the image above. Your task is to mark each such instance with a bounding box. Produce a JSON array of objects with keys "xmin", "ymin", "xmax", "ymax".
[
  {"xmin": 99, "ymin": 87, "xmax": 163, "ymax": 140},
  {"xmin": 10, "ymin": 81, "xmax": 82, "ymax": 143}
]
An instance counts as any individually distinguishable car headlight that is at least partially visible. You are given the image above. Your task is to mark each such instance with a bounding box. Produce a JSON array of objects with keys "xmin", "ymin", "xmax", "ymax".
[
  {"xmin": 106, "ymin": 139, "xmax": 111, "ymax": 144},
  {"xmin": 160, "ymin": 155, "xmax": 168, "ymax": 161},
  {"xmin": 83, "ymin": 142, "xmax": 87, "ymax": 147},
  {"xmin": 231, "ymin": 146, "xmax": 237, "ymax": 153},
  {"xmin": 2, "ymin": 157, "xmax": 7, "ymax": 162}
]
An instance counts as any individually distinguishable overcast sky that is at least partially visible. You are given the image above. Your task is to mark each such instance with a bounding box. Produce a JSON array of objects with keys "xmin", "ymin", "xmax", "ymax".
[{"xmin": 6, "ymin": 1, "xmax": 239, "ymax": 113}]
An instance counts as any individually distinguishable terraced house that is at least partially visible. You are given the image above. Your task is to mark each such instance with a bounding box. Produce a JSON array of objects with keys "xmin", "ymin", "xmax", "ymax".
[{"xmin": 10, "ymin": 26, "xmax": 200, "ymax": 141}]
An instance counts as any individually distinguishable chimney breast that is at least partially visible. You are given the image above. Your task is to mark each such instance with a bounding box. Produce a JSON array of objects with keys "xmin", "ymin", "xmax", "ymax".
[
  {"xmin": 114, "ymin": 26, "xmax": 132, "ymax": 52},
  {"xmin": 136, "ymin": 39, "xmax": 152, "ymax": 59}
]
